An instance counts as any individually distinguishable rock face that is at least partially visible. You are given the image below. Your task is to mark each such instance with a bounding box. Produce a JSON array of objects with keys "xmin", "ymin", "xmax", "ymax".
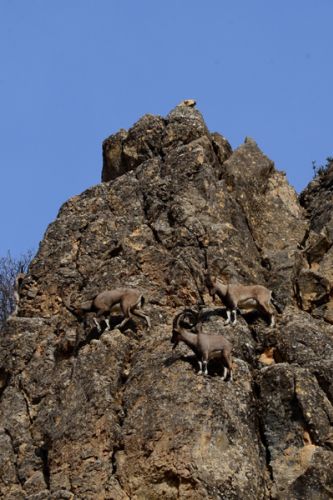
[
  {"xmin": 298, "ymin": 159, "xmax": 333, "ymax": 323},
  {"xmin": 1, "ymin": 104, "xmax": 333, "ymax": 499}
]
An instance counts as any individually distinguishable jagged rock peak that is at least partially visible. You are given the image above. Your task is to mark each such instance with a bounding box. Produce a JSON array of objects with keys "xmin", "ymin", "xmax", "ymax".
[
  {"xmin": 1, "ymin": 103, "xmax": 333, "ymax": 499},
  {"xmin": 102, "ymin": 102, "xmax": 229, "ymax": 182}
]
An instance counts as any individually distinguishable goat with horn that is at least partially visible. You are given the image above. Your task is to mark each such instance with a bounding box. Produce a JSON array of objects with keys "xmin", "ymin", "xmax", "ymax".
[
  {"xmin": 171, "ymin": 310, "xmax": 233, "ymax": 381},
  {"xmin": 205, "ymin": 274, "xmax": 278, "ymax": 327}
]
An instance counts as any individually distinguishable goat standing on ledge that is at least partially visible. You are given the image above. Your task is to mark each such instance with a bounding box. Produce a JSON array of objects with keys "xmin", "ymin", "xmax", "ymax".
[
  {"xmin": 65, "ymin": 288, "xmax": 151, "ymax": 332},
  {"xmin": 206, "ymin": 275, "xmax": 276, "ymax": 327},
  {"xmin": 171, "ymin": 312, "xmax": 233, "ymax": 381}
]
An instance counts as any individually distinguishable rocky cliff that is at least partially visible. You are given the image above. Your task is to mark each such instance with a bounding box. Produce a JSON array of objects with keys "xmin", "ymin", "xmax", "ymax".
[{"xmin": 1, "ymin": 103, "xmax": 333, "ymax": 499}]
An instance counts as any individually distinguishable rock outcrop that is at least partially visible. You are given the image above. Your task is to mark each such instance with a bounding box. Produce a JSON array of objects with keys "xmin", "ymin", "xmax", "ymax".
[
  {"xmin": 1, "ymin": 104, "xmax": 332, "ymax": 499},
  {"xmin": 298, "ymin": 159, "xmax": 333, "ymax": 323}
]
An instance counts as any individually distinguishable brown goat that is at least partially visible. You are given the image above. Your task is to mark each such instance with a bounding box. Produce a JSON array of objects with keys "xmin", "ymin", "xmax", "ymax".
[
  {"xmin": 65, "ymin": 288, "xmax": 151, "ymax": 331},
  {"xmin": 206, "ymin": 275, "xmax": 276, "ymax": 327},
  {"xmin": 171, "ymin": 311, "xmax": 233, "ymax": 381}
]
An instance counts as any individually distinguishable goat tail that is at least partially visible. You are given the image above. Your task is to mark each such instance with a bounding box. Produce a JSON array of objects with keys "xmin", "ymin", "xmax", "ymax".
[
  {"xmin": 271, "ymin": 292, "xmax": 283, "ymax": 313},
  {"xmin": 140, "ymin": 294, "xmax": 145, "ymax": 308}
]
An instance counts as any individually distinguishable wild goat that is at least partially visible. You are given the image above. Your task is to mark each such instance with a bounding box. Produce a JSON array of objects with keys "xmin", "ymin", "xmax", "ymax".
[
  {"xmin": 171, "ymin": 311, "xmax": 233, "ymax": 381},
  {"xmin": 64, "ymin": 288, "xmax": 151, "ymax": 332},
  {"xmin": 11, "ymin": 272, "xmax": 25, "ymax": 317},
  {"xmin": 206, "ymin": 274, "xmax": 276, "ymax": 327}
]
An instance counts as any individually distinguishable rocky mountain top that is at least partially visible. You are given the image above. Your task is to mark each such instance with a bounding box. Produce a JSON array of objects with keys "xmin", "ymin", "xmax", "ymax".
[{"xmin": 0, "ymin": 103, "xmax": 332, "ymax": 499}]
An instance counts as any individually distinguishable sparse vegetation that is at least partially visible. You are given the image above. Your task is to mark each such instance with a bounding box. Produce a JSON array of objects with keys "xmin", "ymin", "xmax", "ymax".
[{"xmin": 312, "ymin": 156, "xmax": 333, "ymax": 178}]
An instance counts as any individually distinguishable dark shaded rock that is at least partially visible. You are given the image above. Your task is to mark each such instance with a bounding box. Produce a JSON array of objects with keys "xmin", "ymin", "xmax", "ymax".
[
  {"xmin": 122, "ymin": 114, "xmax": 165, "ymax": 170},
  {"xmin": 102, "ymin": 113, "xmax": 166, "ymax": 182},
  {"xmin": 300, "ymin": 160, "xmax": 333, "ymax": 235},
  {"xmin": 295, "ymin": 270, "xmax": 331, "ymax": 311},
  {"xmin": 298, "ymin": 162, "xmax": 333, "ymax": 323},
  {"xmin": 102, "ymin": 128, "xmax": 128, "ymax": 182},
  {"xmin": 211, "ymin": 131, "xmax": 233, "ymax": 173},
  {"xmin": 302, "ymin": 230, "xmax": 332, "ymax": 266},
  {"xmin": 288, "ymin": 449, "xmax": 333, "ymax": 500}
]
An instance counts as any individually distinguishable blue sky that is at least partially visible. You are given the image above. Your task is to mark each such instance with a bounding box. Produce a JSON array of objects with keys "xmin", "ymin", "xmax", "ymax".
[{"xmin": 1, "ymin": 0, "xmax": 332, "ymax": 257}]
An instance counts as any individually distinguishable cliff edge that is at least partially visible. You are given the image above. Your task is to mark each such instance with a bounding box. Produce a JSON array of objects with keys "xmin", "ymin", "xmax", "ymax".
[{"xmin": 1, "ymin": 104, "xmax": 332, "ymax": 499}]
